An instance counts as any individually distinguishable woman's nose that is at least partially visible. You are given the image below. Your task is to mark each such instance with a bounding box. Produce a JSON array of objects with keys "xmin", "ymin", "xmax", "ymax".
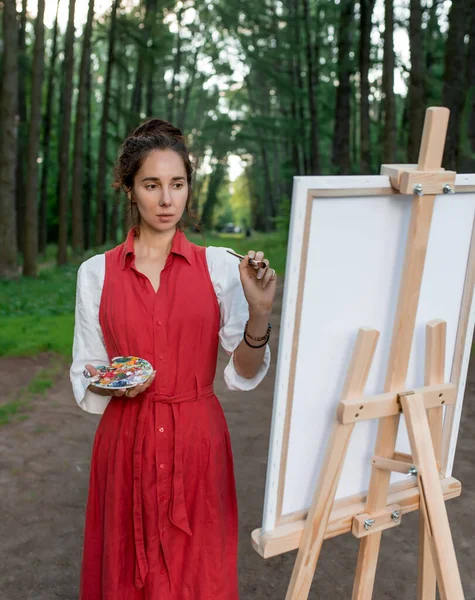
[{"xmin": 160, "ymin": 190, "xmax": 172, "ymax": 206}]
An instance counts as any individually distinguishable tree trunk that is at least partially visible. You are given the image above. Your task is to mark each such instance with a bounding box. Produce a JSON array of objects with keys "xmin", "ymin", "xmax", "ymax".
[
  {"xmin": 112, "ymin": 57, "xmax": 127, "ymax": 245},
  {"xmin": 302, "ymin": 0, "xmax": 320, "ymax": 174},
  {"xmin": 71, "ymin": 0, "xmax": 95, "ymax": 255},
  {"xmin": 442, "ymin": 0, "xmax": 470, "ymax": 170},
  {"xmin": 15, "ymin": 0, "xmax": 28, "ymax": 256},
  {"xmin": 95, "ymin": 0, "xmax": 121, "ymax": 246},
  {"xmin": 57, "ymin": 0, "xmax": 77, "ymax": 265},
  {"xmin": 359, "ymin": 0, "xmax": 376, "ymax": 173},
  {"xmin": 0, "ymin": 0, "xmax": 19, "ymax": 278},
  {"xmin": 382, "ymin": 0, "xmax": 396, "ymax": 163},
  {"xmin": 39, "ymin": 0, "xmax": 61, "ymax": 256},
  {"xmin": 463, "ymin": 0, "xmax": 475, "ymax": 171},
  {"xmin": 167, "ymin": 6, "xmax": 184, "ymax": 125},
  {"xmin": 84, "ymin": 52, "xmax": 93, "ymax": 251},
  {"xmin": 130, "ymin": 55, "xmax": 145, "ymax": 122},
  {"xmin": 407, "ymin": 0, "xmax": 425, "ymax": 163},
  {"xmin": 23, "ymin": 0, "xmax": 46, "ymax": 277},
  {"xmin": 200, "ymin": 160, "xmax": 226, "ymax": 230},
  {"xmin": 332, "ymin": 0, "xmax": 353, "ymax": 174},
  {"xmin": 292, "ymin": 0, "xmax": 308, "ymax": 173},
  {"xmin": 144, "ymin": 0, "xmax": 158, "ymax": 118},
  {"xmin": 247, "ymin": 73, "xmax": 275, "ymax": 231},
  {"xmin": 288, "ymin": 0, "xmax": 302, "ymax": 174},
  {"xmin": 178, "ymin": 47, "xmax": 199, "ymax": 132}
]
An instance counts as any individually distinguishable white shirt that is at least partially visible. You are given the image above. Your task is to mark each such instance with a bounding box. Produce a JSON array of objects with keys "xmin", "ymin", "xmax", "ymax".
[{"xmin": 69, "ymin": 245, "xmax": 271, "ymax": 414}]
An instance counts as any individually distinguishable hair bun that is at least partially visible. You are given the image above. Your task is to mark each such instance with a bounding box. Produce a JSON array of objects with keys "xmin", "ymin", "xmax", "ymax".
[{"xmin": 132, "ymin": 118, "xmax": 183, "ymax": 139}]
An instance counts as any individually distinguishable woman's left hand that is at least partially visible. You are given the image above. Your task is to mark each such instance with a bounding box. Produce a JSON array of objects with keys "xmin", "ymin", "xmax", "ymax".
[{"xmin": 238, "ymin": 250, "xmax": 277, "ymax": 315}]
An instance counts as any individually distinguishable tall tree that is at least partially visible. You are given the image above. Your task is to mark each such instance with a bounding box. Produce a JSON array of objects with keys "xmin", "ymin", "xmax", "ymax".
[
  {"xmin": 96, "ymin": 0, "xmax": 121, "ymax": 245},
  {"xmin": 332, "ymin": 0, "xmax": 354, "ymax": 174},
  {"xmin": 463, "ymin": 0, "xmax": 475, "ymax": 171},
  {"xmin": 15, "ymin": 0, "xmax": 28, "ymax": 255},
  {"xmin": 57, "ymin": 0, "xmax": 77, "ymax": 265},
  {"xmin": 71, "ymin": 0, "xmax": 95, "ymax": 255},
  {"xmin": 23, "ymin": 0, "xmax": 46, "ymax": 277},
  {"xmin": 0, "ymin": 0, "xmax": 19, "ymax": 278},
  {"xmin": 200, "ymin": 158, "xmax": 227, "ymax": 229},
  {"xmin": 39, "ymin": 0, "xmax": 61, "ymax": 255},
  {"xmin": 287, "ymin": 0, "xmax": 303, "ymax": 174},
  {"xmin": 302, "ymin": 0, "xmax": 320, "ymax": 173},
  {"xmin": 84, "ymin": 52, "xmax": 94, "ymax": 250},
  {"xmin": 407, "ymin": 0, "xmax": 425, "ymax": 162},
  {"xmin": 442, "ymin": 0, "xmax": 470, "ymax": 170},
  {"xmin": 167, "ymin": 5, "xmax": 184, "ymax": 125},
  {"xmin": 291, "ymin": 0, "xmax": 308, "ymax": 173},
  {"xmin": 382, "ymin": 0, "xmax": 396, "ymax": 163},
  {"xmin": 359, "ymin": 0, "xmax": 376, "ymax": 173}
]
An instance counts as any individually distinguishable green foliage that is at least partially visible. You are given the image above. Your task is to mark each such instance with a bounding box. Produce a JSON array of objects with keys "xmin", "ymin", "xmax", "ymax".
[
  {"xmin": 0, "ymin": 264, "xmax": 77, "ymax": 318},
  {"xmin": 0, "ymin": 315, "xmax": 74, "ymax": 359}
]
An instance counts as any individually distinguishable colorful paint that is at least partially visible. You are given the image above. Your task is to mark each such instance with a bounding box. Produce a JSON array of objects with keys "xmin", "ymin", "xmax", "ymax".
[{"xmin": 83, "ymin": 356, "xmax": 153, "ymax": 389}]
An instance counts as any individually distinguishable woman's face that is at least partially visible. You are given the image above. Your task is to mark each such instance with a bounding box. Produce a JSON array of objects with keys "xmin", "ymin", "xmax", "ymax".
[{"xmin": 130, "ymin": 148, "xmax": 189, "ymax": 232}]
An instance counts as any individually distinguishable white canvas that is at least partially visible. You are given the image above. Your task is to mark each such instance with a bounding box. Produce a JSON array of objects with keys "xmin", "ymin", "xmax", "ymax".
[{"xmin": 262, "ymin": 173, "xmax": 475, "ymax": 534}]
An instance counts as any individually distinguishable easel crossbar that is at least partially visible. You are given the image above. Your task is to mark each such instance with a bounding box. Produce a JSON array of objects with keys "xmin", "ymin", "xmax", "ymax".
[{"xmin": 338, "ymin": 383, "xmax": 455, "ymax": 424}]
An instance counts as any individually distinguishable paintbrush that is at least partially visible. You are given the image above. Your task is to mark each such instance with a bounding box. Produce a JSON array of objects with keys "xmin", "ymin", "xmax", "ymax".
[{"xmin": 226, "ymin": 249, "xmax": 265, "ymax": 269}]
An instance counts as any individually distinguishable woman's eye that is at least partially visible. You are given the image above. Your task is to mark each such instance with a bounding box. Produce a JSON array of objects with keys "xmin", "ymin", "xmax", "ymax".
[
  {"xmin": 173, "ymin": 183, "xmax": 184, "ymax": 189},
  {"xmin": 146, "ymin": 184, "xmax": 156, "ymax": 190}
]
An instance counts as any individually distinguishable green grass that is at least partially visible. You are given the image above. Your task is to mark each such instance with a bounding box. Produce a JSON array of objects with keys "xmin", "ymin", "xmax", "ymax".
[
  {"xmin": 0, "ymin": 314, "xmax": 74, "ymax": 358},
  {"xmin": 0, "ymin": 360, "xmax": 62, "ymax": 425},
  {"xmin": 0, "ymin": 401, "xmax": 28, "ymax": 425},
  {"xmin": 0, "ymin": 263, "xmax": 78, "ymax": 319},
  {"xmin": 0, "ymin": 232, "xmax": 288, "ymax": 363}
]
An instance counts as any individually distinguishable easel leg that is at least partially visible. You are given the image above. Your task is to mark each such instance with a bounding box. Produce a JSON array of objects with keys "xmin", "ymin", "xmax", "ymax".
[
  {"xmin": 285, "ymin": 421, "xmax": 354, "ymax": 600},
  {"xmin": 418, "ymin": 507, "xmax": 437, "ymax": 600},
  {"xmin": 402, "ymin": 393, "xmax": 464, "ymax": 600},
  {"xmin": 418, "ymin": 405, "xmax": 443, "ymax": 600},
  {"xmin": 285, "ymin": 328, "xmax": 379, "ymax": 600},
  {"xmin": 418, "ymin": 319, "xmax": 446, "ymax": 599}
]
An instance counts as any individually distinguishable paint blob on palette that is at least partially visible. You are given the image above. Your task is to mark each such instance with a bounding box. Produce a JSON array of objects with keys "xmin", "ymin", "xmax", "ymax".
[{"xmin": 83, "ymin": 356, "xmax": 153, "ymax": 389}]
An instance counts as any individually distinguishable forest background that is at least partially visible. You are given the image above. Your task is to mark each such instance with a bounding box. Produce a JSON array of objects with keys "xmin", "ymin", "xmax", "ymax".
[{"xmin": 0, "ymin": 0, "xmax": 474, "ymax": 371}]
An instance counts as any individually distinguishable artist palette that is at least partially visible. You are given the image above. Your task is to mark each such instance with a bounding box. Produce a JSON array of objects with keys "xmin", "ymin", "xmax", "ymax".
[{"xmin": 83, "ymin": 356, "xmax": 153, "ymax": 389}]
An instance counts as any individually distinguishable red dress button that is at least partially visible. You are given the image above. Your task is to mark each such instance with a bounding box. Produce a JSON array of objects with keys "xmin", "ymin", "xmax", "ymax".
[
  {"xmin": 156, "ymin": 320, "xmax": 162, "ymax": 326},
  {"xmin": 159, "ymin": 354, "xmax": 164, "ymax": 360},
  {"xmin": 159, "ymin": 427, "xmax": 164, "ymax": 433},
  {"xmin": 159, "ymin": 463, "xmax": 165, "ymax": 469}
]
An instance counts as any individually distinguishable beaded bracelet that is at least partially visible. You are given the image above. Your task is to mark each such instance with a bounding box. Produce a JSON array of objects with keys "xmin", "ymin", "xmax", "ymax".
[
  {"xmin": 243, "ymin": 320, "xmax": 271, "ymax": 348},
  {"xmin": 244, "ymin": 320, "xmax": 271, "ymax": 341}
]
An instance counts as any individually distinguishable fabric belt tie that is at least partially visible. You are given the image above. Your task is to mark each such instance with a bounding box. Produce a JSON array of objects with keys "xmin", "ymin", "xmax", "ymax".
[{"xmin": 132, "ymin": 374, "xmax": 214, "ymax": 589}]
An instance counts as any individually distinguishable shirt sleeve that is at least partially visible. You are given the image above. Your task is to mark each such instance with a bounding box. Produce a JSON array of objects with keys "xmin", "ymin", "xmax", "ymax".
[
  {"xmin": 205, "ymin": 246, "xmax": 271, "ymax": 391},
  {"xmin": 69, "ymin": 254, "xmax": 112, "ymax": 414}
]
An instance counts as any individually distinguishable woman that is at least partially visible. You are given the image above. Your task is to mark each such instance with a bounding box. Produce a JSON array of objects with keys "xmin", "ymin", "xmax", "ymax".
[{"xmin": 69, "ymin": 118, "xmax": 276, "ymax": 599}]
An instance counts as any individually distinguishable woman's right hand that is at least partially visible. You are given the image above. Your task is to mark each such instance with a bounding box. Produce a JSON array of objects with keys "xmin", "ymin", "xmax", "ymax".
[{"xmin": 85, "ymin": 364, "xmax": 157, "ymax": 397}]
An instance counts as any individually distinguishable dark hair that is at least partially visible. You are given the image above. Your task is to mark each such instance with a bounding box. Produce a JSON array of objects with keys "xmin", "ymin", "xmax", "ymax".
[{"xmin": 114, "ymin": 118, "xmax": 202, "ymax": 233}]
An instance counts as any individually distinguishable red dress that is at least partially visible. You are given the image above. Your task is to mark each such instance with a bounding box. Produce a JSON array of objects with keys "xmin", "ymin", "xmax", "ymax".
[{"xmin": 80, "ymin": 227, "xmax": 239, "ymax": 599}]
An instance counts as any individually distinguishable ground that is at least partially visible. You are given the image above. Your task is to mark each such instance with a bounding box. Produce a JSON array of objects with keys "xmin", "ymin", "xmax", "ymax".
[{"xmin": 1, "ymin": 280, "xmax": 474, "ymax": 599}]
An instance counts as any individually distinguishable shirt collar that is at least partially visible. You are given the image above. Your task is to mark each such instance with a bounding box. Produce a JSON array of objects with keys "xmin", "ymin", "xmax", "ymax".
[{"xmin": 121, "ymin": 226, "xmax": 193, "ymax": 270}]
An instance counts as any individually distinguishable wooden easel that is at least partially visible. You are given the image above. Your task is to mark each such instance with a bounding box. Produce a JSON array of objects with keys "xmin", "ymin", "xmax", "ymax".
[{"xmin": 285, "ymin": 107, "xmax": 465, "ymax": 600}]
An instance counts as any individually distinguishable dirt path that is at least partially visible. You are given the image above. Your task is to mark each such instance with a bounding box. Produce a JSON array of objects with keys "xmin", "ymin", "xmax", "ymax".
[{"xmin": 1, "ymin": 281, "xmax": 474, "ymax": 599}]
